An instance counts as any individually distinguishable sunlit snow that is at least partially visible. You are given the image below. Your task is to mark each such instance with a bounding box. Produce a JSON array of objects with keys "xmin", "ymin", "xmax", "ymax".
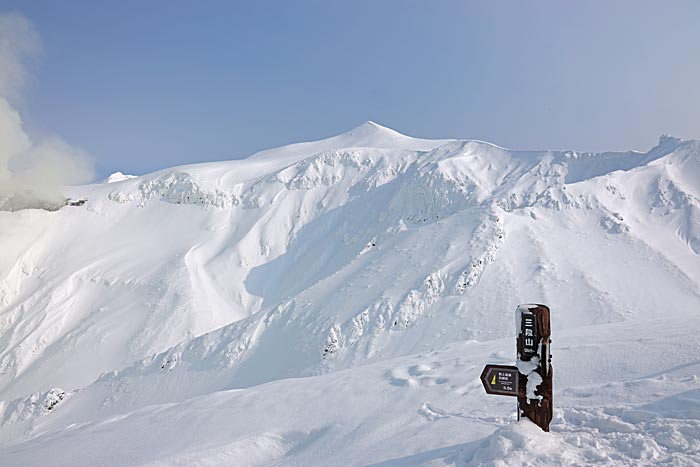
[{"xmin": 0, "ymin": 123, "xmax": 699, "ymax": 466}]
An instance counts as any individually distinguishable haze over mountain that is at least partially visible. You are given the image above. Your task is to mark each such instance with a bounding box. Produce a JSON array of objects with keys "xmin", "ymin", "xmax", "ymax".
[{"xmin": 0, "ymin": 123, "xmax": 699, "ymax": 466}]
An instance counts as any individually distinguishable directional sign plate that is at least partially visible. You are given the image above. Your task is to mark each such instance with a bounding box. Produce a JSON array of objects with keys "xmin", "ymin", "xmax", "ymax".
[{"xmin": 480, "ymin": 364, "xmax": 521, "ymax": 397}]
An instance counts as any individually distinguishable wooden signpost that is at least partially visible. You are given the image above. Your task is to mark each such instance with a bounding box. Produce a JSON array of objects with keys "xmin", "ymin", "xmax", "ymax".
[{"xmin": 480, "ymin": 304, "xmax": 552, "ymax": 432}]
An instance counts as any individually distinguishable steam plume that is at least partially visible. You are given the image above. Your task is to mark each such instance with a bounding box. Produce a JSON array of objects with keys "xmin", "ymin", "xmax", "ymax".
[{"xmin": 0, "ymin": 13, "xmax": 94, "ymax": 211}]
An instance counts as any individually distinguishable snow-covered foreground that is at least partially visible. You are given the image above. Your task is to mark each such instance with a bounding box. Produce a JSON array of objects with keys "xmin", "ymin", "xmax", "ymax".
[{"xmin": 0, "ymin": 122, "xmax": 699, "ymax": 465}]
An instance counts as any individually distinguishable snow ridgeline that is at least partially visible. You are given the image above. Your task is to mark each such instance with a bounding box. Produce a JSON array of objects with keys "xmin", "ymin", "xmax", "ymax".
[
  {"xmin": 1, "ymin": 126, "xmax": 699, "ymax": 400},
  {"xmin": 87, "ymin": 133, "xmax": 698, "ymax": 385},
  {"xmin": 1, "ymin": 123, "xmax": 699, "ymax": 465},
  {"xmin": 103, "ymin": 137, "xmax": 681, "ymax": 214}
]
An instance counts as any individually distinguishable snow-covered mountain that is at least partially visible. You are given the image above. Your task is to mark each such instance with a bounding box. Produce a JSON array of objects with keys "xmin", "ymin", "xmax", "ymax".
[{"xmin": 0, "ymin": 122, "xmax": 699, "ymax": 466}]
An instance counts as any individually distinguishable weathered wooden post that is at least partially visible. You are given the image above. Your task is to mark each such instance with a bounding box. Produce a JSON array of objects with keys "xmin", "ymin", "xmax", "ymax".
[
  {"xmin": 516, "ymin": 304, "xmax": 552, "ymax": 432},
  {"xmin": 480, "ymin": 303, "xmax": 552, "ymax": 432}
]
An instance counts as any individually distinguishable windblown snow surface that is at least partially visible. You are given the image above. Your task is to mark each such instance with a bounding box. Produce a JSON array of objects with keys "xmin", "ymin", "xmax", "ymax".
[{"xmin": 0, "ymin": 122, "xmax": 699, "ymax": 466}]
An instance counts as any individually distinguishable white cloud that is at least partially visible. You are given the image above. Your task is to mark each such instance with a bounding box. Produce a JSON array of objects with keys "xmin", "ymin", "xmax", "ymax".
[{"xmin": 0, "ymin": 12, "xmax": 94, "ymax": 211}]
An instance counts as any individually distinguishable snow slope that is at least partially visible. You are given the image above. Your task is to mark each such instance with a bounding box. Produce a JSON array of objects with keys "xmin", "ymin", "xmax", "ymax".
[{"xmin": 0, "ymin": 122, "xmax": 699, "ymax": 466}]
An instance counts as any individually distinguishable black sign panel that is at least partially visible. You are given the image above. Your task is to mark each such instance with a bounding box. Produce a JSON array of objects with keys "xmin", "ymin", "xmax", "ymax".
[
  {"xmin": 521, "ymin": 312, "xmax": 538, "ymax": 358},
  {"xmin": 480, "ymin": 365, "xmax": 521, "ymax": 397}
]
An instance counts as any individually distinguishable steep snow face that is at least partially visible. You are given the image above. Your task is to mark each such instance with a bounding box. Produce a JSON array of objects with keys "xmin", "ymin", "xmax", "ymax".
[
  {"xmin": 0, "ymin": 125, "xmax": 699, "ymax": 400},
  {"xmin": 0, "ymin": 123, "xmax": 699, "ymax": 465}
]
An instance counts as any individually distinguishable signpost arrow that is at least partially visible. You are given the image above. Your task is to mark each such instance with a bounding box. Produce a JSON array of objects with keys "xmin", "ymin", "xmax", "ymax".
[{"xmin": 480, "ymin": 364, "xmax": 523, "ymax": 397}]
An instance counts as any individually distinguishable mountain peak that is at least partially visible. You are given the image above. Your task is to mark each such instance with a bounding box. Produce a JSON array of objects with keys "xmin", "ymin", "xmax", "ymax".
[
  {"xmin": 245, "ymin": 120, "xmax": 449, "ymax": 164},
  {"xmin": 342, "ymin": 120, "xmax": 404, "ymax": 138}
]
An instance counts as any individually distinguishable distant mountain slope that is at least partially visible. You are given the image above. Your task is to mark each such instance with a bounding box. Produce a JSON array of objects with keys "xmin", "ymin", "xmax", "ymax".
[{"xmin": 0, "ymin": 124, "xmax": 699, "ymax": 466}]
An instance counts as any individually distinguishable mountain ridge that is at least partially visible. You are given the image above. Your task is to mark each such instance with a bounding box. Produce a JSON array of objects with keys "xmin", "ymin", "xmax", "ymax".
[{"xmin": 0, "ymin": 124, "xmax": 699, "ymax": 465}]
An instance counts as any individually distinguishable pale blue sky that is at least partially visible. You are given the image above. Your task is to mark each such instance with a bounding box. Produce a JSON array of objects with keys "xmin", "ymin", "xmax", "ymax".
[{"xmin": 4, "ymin": 1, "xmax": 700, "ymax": 178}]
